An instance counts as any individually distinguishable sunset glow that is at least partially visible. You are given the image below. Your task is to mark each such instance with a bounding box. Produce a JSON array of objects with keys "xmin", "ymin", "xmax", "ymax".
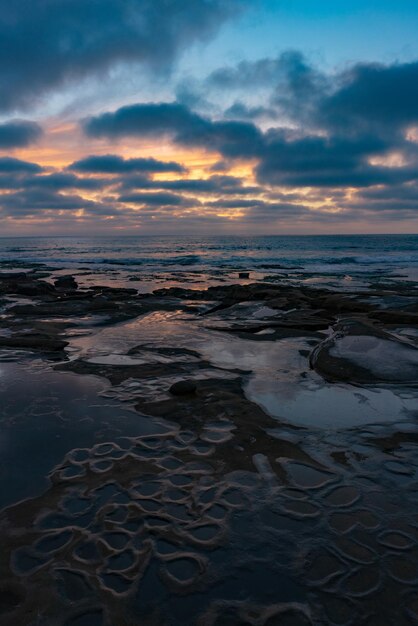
[{"xmin": 0, "ymin": 0, "xmax": 417, "ymax": 235}]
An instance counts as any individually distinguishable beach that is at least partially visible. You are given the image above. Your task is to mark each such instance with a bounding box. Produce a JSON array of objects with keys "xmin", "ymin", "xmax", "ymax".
[{"xmin": 0, "ymin": 235, "xmax": 418, "ymax": 625}]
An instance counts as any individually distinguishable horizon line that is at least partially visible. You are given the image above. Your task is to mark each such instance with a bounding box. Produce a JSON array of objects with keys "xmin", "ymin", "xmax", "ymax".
[{"xmin": 0, "ymin": 233, "xmax": 417, "ymax": 239}]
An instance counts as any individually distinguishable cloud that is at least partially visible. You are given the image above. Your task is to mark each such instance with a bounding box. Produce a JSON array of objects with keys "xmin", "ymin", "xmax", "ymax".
[
  {"xmin": 84, "ymin": 101, "xmax": 263, "ymax": 158},
  {"xmin": 85, "ymin": 100, "xmax": 411, "ymax": 188},
  {"xmin": 342, "ymin": 183, "xmax": 418, "ymax": 215},
  {"xmin": 317, "ymin": 60, "xmax": 418, "ymax": 137},
  {"xmin": 254, "ymin": 132, "xmax": 418, "ymax": 188},
  {"xmin": 21, "ymin": 172, "xmax": 108, "ymax": 191},
  {"xmin": 84, "ymin": 102, "xmax": 207, "ymax": 138},
  {"xmin": 0, "ymin": 0, "xmax": 245, "ymax": 112},
  {"xmin": 176, "ymin": 50, "xmax": 327, "ymax": 125},
  {"xmin": 0, "ymin": 120, "xmax": 43, "ymax": 148},
  {"xmin": 156, "ymin": 174, "xmax": 252, "ymax": 193},
  {"xmin": 209, "ymin": 51, "xmax": 327, "ymax": 116},
  {"xmin": 69, "ymin": 154, "xmax": 185, "ymax": 174},
  {"xmin": 0, "ymin": 170, "xmax": 109, "ymax": 192},
  {"xmin": 0, "ymin": 157, "xmax": 43, "ymax": 173},
  {"xmin": 0, "ymin": 188, "xmax": 104, "ymax": 215},
  {"xmin": 118, "ymin": 191, "xmax": 196, "ymax": 207},
  {"xmin": 193, "ymin": 51, "xmax": 418, "ymax": 143},
  {"xmin": 111, "ymin": 172, "xmax": 261, "ymax": 198},
  {"xmin": 223, "ymin": 102, "xmax": 279, "ymax": 121},
  {"xmin": 153, "ymin": 178, "xmax": 222, "ymax": 192},
  {"xmin": 3, "ymin": 45, "xmax": 418, "ymax": 230}
]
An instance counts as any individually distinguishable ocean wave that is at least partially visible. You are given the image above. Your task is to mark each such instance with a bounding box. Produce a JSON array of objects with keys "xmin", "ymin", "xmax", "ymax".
[{"xmin": 0, "ymin": 235, "xmax": 417, "ymax": 277}]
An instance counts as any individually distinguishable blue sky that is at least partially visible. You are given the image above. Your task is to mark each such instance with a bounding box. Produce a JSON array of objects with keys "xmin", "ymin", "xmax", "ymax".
[
  {"xmin": 0, "ymin": 0, "xmax": 417, "ymax": 235},
  {"xmin": 184, "ymin": 0, "xmax": 418, "ymax": 74}
]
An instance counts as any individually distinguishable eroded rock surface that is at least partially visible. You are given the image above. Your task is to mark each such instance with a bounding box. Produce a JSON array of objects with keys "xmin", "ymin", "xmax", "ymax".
[
  {"xmin": 0, "ymin": 274, "xmax": 417, "ymax": 625},
  {"xmin": 310, "ymin": 319, "xmax": 418, "ymax": 384}
]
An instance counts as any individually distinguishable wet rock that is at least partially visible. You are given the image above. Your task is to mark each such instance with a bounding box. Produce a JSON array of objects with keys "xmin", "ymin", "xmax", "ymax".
[
  {"xmin": 169, "ymin": 380, "xmax": 197, "ymax": 396},
  {"xmin": 54, "ymin": 275, "xmax": 78, "ymax": 291},
  {"xmin": 373, "ymin": 310, "xmax": 418, "ymax": 325},
  {"xmin": 310, "ymin": 319, "xmax": 418, "ymax": 384},
  {"xmin": 14, "ymin": 280, "xmax": 56, "ymax": 296},
  {"xmin": 319, "ymin": 293, "xmax": 373, "ymax": 314},
  {"xmin": 0, "ymin": 333, "xmax": 68, "ymax": 352},
  {"xmin": 1, "ymin": 275, "xmax": 418, "ymax": 626},
  {"xmin": 238, "ymin": 272, "xmax": 250, "ymax": 279},
  {"xmin": 271, "ymin": 312, "xmax": 331, "ymax": 331},
  {"xmin": 0, "ymin": 271, "xmax": 27, "ymax": 281},
  {"xmin": 88, "ymin": 295, "xmax": 119, "ymax": 311}
]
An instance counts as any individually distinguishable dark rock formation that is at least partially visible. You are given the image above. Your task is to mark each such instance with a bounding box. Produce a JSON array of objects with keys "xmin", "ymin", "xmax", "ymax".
[
  {"xmin": 169, "ymin": 380, "xmax": 197, "ymax": 396},
  {"xmin": 54, "ymin": 275, "xmax": 78, "ymax": 291}
]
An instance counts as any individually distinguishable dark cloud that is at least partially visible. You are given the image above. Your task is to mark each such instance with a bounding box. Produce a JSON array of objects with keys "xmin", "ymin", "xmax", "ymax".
[
  {"xmin": 208, "ymin": 198, "xmax": 266, "ymax": 209},
  {"xmin": 255, "ymin": 132, "xmax": 418, "ymax": 188},
  {"xmin": 0, "ymin": 188, "xmax": 102, "ymax": 214},
  {"xmin": 0, "ymin": 157, "xmax": 43, "ymax": 173},
  {"xmin": 0, "ymin": 160, "xmax": 260, "ymax": 213},
  {"xmin": 223, "ymin": 102, "xmax": 279, "ymax": 121},
  {"xmin": 155, "ymin": 178, "xmax": 222, "ymax": 193},
  {"xmin": 118, "ymin": 191, "xmax": 196, "ymax": 207},
  {"xmin": 202, "ymin": 52, "xmax": 418, "ymax": 143},
  {"xmin": 69, "ymin": 154, "xmax": 185, "ymax": 174},
  {"xmin": 207, "ymin": 51, "xmax": 325, "ymax": 98},
  {"xmin": 85, "ymin": 100, "xmax": 415, "ymax": 189},
  {"xmin": 83, "ymin": 91, "xmax": 418, "ymax": 193},
  {"xmin": 359, "ymin": 184, "xmax": 418, "ymax": 203},
  {"xmin": 84, "ymin": 102, "xmax": 263, "ymax": 156},
  {"xmin": 115, "ymin": 172, "xmax": 260, "ymax": 196},
  {"xmin": 206, "ymin": 197, "xmax": 318, "ymax": 223},
  {"xmin": 0, "ymin": 120, "xmax": 42, "ymax": 148},
  {"xmin": 21, "ymin": 172, "xmax": 109, "ymax": 191},
  {"xmin": 343, "ymin": 183, "xmax": 418, "ymax": 214},
  {"xmin": 209, "ymin": 160, "xmax": 231, "ymax": 172},
  {"xmin": 84, "ymin": 102, "xmax": 205, "ymax": 138},
  {"xmin": 4, "ymin": 47, "xmax": 418, "ymax": 226},
  {"xmin": 317, "ymin": 61, "xmax": 418, "ymax": 137},
  {"xmin": 151, "ymin": 175, "xmax": 251, "ymax": 193},
  {"xmin": 179, "ymin": 50, "xmax": 327, "ymax": 125},
  {"xmin": 114, "ymin": 175, "xmax": 154, "ymax": 191},
  {"xmin": 0, "ymin": 170, "xmax": 111, "ymax": 192},
  {"xmin": 223, "ymin": 52, "xmax": 324, "ymax": 127},
  {"xmin": 255, "ymin": 57, "xmax": 418, "ymax": 188},
  {"xmin": 0, "ymin": 0, "xmax": 245, "ymax": 112}
]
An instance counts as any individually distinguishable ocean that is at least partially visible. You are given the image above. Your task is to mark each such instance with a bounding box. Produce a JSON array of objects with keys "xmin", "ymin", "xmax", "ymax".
[{"xmin": 0, "ymin": 234, "xmax": 417, "ymax": 290}]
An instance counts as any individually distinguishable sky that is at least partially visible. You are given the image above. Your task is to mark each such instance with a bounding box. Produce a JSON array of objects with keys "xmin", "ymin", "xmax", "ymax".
[{"xmin": 1, "ymin": 0, "xmax": 418, "ymax": 236}]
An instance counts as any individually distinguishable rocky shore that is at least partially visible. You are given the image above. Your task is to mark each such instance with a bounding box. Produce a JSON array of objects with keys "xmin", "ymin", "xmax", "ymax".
[{"xmin": 0, "ymin": 269, "xmax": 417, "ymax": 625}]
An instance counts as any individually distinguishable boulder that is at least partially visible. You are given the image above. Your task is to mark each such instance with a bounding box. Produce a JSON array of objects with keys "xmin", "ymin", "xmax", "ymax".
[{"xmin": 169, "ymin": 380, "xmax": 197, "ymax": 396}]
